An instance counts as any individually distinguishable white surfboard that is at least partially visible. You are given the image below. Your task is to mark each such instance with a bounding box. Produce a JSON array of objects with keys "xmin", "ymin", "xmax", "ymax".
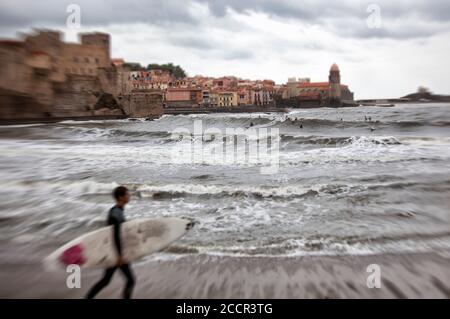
[{"xmin": 44, "ymin": 217, "xmax": 195, "ymax": 271}]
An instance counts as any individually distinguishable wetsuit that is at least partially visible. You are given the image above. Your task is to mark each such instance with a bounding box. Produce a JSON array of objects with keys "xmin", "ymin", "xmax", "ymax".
[{"xmin": 86, "ymin": 206, "xmax": 135, "ymax": 299}]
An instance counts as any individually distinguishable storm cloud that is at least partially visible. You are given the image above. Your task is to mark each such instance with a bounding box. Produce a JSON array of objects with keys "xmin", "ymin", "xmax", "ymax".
[{"xmin": 1, "ymin": 0, "xmax": 450, "ymax": 38}]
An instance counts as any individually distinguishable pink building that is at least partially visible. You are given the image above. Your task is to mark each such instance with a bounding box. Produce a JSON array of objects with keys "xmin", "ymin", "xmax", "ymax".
[{"xmin": 165, "ymin": 88, "xmax": 202, "ymax": 107}]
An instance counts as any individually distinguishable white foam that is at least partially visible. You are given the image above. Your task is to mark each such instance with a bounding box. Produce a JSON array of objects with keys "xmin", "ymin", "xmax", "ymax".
[{"xmin": 137, "ymin": 183, "xmax": 314, "ymax": 198}]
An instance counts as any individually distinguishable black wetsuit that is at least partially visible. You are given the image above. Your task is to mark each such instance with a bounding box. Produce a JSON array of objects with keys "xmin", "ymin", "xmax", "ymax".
[{"xmin": 86, "ymin": 206, "xmax": 135, "ymax": 299}]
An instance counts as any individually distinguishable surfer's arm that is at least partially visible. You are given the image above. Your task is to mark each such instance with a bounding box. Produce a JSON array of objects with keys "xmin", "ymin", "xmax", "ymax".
[
  {"xmin": 109, "ymin": 210, "xmax": 123, "ymax": 257},
  {"xmin": 112, "ymin": 219, "xmax": 123, "ymax": 257}
]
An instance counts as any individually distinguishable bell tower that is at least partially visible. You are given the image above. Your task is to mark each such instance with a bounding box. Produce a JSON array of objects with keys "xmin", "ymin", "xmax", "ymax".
[
  {"xmin": 329, "ymin": 63, "xmax": 340, "ymax": 84},
  {"xmin": 328, "ymin": 63, "xmax": 342, "ymax": 107}
]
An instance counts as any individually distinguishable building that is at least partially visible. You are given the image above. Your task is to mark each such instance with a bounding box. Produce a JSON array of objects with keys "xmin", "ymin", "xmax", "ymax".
[
  {"xmin": 213, "ymin": 77, "xmax": 238, "ymax": 89},
  {"xmin": 149, "ymin": 69, "xmax": 173, "ymax": 84},
  {"xmin": 297, "ymin": 64, "xmax": 354, "ymax": 107},
  {"xmin": 124, "ymin": 89, "xmax": 164, "ymax": 118},
  {"xmin": 202, "ymin": 90, "xmax": 210, "ymax": 106},
  {"xmin": 123, "ymin": 68, "xmax": 175, "ymax": 92},
  {"xmin": 0, "ymin": 29, "xmax": 163, "ymax": 121},
  {"xmin": 218, "ymin": 91, "xmax": 238, "ymax": 107},
  {"xmin": 249, "ymin": 88, "xmax": 273, "ymax": 106},
  {"xmin": 237, "ymin": 89, "xmax": 251, "ymax": 106},
  {"xmin": 164, "ymin": 87, "xmax": 202, "ymax": 107},
  {"xmin": 285, "ymin": 77, "xmax": 311, "ymax": 99},
  {"xmin": 209, "ymin": 91, "xmax": 219, "ymax": 107},
  {"xmin": 61, "ymin": 32, "xmax": 111, "ymax": 77}
]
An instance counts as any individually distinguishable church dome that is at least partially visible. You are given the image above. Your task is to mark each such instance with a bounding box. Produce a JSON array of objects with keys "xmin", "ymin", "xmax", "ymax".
[{"xmin": 330, "ymin": 63, "xmax": 339, "ymax": 71}]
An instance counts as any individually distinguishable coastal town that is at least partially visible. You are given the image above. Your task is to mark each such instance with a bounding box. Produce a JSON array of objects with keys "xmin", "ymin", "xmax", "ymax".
[{"xmin": 0, "ymin": 29, "xmax": 357, "ymax": 122}]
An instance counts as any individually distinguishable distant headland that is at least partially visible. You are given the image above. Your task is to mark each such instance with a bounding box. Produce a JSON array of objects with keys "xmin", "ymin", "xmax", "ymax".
[{"xmin": 357, "ymin": 87, "xmax": 450, "ymax": 106}]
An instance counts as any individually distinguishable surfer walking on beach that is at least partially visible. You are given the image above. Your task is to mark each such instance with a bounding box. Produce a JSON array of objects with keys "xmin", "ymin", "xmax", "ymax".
[{"xmin": 86, "ymin": 186, "xmax": 135, "ymax": 299}]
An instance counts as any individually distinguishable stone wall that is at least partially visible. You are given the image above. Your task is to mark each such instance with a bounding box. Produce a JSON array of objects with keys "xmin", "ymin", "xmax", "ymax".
[
  {"xmin": 0, "ymin": 88, "xmax": 52, "ymax": 119},
  {"xmin": 127, "ymin": 90, "xmax": 164, "ymax": 118},
  {"xmin": 52, "ymin": 74, "xmax": 125, "ymax": 117}
]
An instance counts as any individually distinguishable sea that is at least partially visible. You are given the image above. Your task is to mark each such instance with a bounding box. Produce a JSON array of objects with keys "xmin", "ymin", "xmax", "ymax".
[{"xmin": 0, "ymin": 103, "xmax": 449, "ymax": 260}]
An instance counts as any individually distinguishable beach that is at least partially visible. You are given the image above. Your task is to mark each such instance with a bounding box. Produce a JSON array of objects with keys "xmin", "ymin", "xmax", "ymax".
[{"xmin": 1, "ymin": 241, "xmax": 449, "ymax": 298}]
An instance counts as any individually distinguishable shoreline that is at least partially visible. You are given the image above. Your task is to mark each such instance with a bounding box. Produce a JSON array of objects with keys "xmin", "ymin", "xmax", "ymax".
[
  {"xmin": 2, "ymin": 102, "xmax": 449, "ymax": 126},
  {"xmin": 1, "ymin": 242, "xmax": 449, "ymax": 298},
  {"xmin": 0, "ymin": 108, "xmax": 286, "ymax": 126},
  {"xmin": 0, "ymin": 115, "xmax": 128, "ymax": 126}
]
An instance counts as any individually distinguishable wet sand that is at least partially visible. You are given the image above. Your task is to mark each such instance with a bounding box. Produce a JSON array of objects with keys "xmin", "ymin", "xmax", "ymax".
[{"xmin": 0, "ymin": 243, "xmax": 449, "ymax": 298}]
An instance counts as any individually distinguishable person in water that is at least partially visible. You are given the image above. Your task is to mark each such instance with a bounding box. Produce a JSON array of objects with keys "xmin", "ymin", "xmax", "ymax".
[{"xmin": 86, "ymin": 186, "xmax": 135, "ymax": 299}]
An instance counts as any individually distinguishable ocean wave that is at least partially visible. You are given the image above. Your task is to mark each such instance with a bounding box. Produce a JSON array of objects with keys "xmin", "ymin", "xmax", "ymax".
[
  {"xmin": 5, "ymin": 177, "xmax": 444, "ymax": 202},
  {"xmin": 56, "ymin": 126, "xmax": 172, "ymax": 140},
  {"xmin": 2, "ymin": 180, "xmax": 119, "ymax": 197},
  {"xmin": 136, "ymin": 184, "xmax": 319, "ymax": 199},
  {"xmin": 281, "ymin": 135, "xmax": 402, "ymax": 146},
  {"xmin": 184, "ymin": 231, "xmax": 450, "ymax": 257},
  {"xmin": 393, "ymin": 120, "xmax": 450, "ymax": 128},
  {"xmin": 155, "ymin": 114, "xmax": 450, "ymax": 130}
]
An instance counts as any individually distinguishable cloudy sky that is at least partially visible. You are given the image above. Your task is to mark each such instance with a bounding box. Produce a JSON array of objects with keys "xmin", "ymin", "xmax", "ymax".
[{"xmin": 1, "ymin": 0, "xmax": 449, "ymax": 98}]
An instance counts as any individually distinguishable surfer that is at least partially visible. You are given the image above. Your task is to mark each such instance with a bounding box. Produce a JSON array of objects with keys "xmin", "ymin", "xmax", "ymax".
[{"xmin": 86, "ymin": 186, "xmax": 135, "ymax": 299}]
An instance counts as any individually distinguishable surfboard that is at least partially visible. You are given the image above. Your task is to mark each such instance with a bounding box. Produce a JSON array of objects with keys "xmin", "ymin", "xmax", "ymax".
[{"xmin": 44, "ymin": 217, "xmax": 195, "ymax": 270}]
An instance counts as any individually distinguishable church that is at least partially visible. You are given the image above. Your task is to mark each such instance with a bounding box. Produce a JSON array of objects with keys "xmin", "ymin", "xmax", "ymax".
[{"xmin": 296, "ymin": 64, "xmax": 354, "ymax": 107}]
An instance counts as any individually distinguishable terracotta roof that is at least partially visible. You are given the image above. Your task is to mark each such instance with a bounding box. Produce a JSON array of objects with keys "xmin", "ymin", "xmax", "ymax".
[
  {"xmin": 167, "ymin": 87, "xmax": 202, "ymax": 91},
  {"xmin": 298, "ymin": 82, "xmax": 348, "ymax": 89},
  {"xmin": 298, "ymin": 82, "xmax": 330, "ymax": 88}
]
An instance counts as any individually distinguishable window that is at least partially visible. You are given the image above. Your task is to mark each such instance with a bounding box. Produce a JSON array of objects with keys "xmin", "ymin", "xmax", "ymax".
[
  {"xmin": 95, "ymin": 58, "xmax": 100, "ymax": 64},
  {"xmin": 84, "ymin": 57, "xmax": 89, "ymax": 63},
  {"xmin": 73, "ymin": 57, "xmax": 79, "ymax": 63}
]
